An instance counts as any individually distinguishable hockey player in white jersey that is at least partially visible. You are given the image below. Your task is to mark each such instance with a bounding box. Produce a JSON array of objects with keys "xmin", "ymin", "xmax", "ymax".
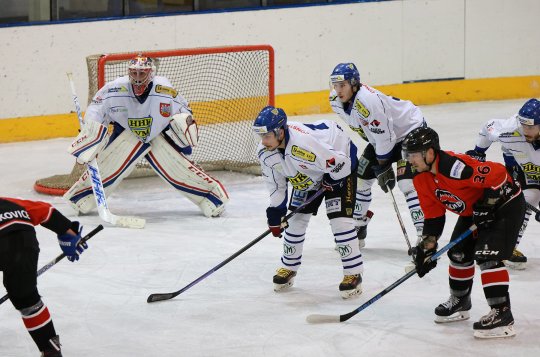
[
  {"xmin": 329, "ymin": 63, "xmax": 425, "ymax": 247},
  {"xmin": 466, "ymin": 98, "xmax": 540, "ymax": 269},
  {"xmin": 253, "ymin": 106, "xmax": 363, "ymax": 299},
  {"xmin": 64, "ymin": 54, "xmax": 229, "ymax": 218}
]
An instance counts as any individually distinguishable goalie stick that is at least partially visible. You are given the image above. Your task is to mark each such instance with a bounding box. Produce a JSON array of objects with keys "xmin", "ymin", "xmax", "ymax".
[
  {"xmin": 67, "ymin": 72, "xmax": 145, "ymax": 229},
  {"xmin": 306, "ymin": 224, "xmax": 477, "ymax": 324},
  {"xmin": 0, "ymin": 224, "xmax": 104, "ymax": 306},
  {"xmin": 147, "ymin": 188, "xmax": 326, "ymax": 303}
]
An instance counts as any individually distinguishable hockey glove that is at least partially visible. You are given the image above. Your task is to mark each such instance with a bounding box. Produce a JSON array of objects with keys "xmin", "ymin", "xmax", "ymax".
[
  {"xmin": 414, "ymin": 236, "xmax": 438, "ymax": 278},
  {"xmin": 322, "ymin": 173, "xmax": 344, "ymax": 191},
  {"xmin": 465, "ymin": 150, "xmax": 486, "ymax": 162},
  {"xmin": 373, "ymin": 164, "xmax": 395, "ymax": 193},
  {"xmin": 266, "ymin": 206, "xmax": 288, "ymax": 238},
  {"xmin": 472, "ymin": 201, "xmax": 497, "ymax": 229},
  {"xmin": 57, "ymin": 221, "xmax": 88, "ymax": 262}
]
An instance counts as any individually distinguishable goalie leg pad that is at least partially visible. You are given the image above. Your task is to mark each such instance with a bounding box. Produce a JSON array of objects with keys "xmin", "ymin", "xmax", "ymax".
[
  {"xmin": 147, "ymin": 135, "xmax": 229, "ymax": 217},
  {"xmin": 64, "ymin": 130, "xmax": 151, "ymax": 214},
  {"xmin": 68, "ymin": 120, "xmax": 109, "ymax": 164}
]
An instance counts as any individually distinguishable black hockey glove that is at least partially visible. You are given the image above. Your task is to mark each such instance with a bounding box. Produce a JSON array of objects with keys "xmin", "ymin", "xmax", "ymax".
[
  {"xmin": 322, "ymin": 173, "xmax": 344, "ymax": 191},
  {"xmin": 414, "ymin": 236, "xmax": 438, "ymax": 278},
  {"xmin": 266, "ymin": 206, "xmax": 288, "ymax": 238},
  {"xmin": 465, "ymin": 149, "xmax": 486, "ymax": 162},
  {"xmin": 472, "ymin": 201, "xmax": 497, "ymax": 229},
  {"xmin": 373, "ymin": 164, "xmax": 395, "ymax": 193}
]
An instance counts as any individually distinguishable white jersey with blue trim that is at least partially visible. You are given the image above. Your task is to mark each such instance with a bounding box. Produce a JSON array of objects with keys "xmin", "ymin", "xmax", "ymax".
[
  {"xmin": 475, "ymin": 115, "xmax": 540, "ymax": 186},
  {"xmin": 257, "ymin": 120, "xmax": 355, "ymax": 208},
  {"xmin": 348, "ymin": 83, "xmax": 424, "ymax": 159},
  {"xmin": 84, "ymin": 75, "xmax": 191, "ymax": 143},
  {"xmin": 329, "ymin": 89, "xmax": 368, "ymax": 142}
]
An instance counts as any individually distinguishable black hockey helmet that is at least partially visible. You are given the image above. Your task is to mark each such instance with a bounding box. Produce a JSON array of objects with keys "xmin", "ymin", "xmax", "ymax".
[{"xmin": 401, "ymin": 126, "xmax": 440, "ymax": 156}]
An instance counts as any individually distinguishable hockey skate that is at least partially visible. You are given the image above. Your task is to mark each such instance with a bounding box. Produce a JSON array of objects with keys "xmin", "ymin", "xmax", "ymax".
[
  {"xmin": 473, "ymin": 305, "xmax": 515, "ymax": 339},
  {"xmin": 339, "ymin": 274, "xmax": 362, "ymax": 299},
  {"xmin": 504, "ymin": 248, "xmax": 527, "ymax": 270},
  {"xmin": 434, "ymin": 294, "xmax": 471, "ymax": 323},
  {"xmin": 41, "ymin": 335, "xmax": 62, "ymax": 357},
  {"xmin": 273, "ymin": 268, "xmax": 297, "ymax": 292}
]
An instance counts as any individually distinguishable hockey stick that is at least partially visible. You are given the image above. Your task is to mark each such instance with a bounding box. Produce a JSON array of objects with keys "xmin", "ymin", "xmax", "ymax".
[
  {"xmin": 147, "ymin": 188, "xmax": 326, "ymax": 303},
  {"xmin": 0, "ymin": 224, "xmax": 104, "ymax": 306},
  {"xmin": 526, "ymin": 202, "xmax": 539, "ymax": 215},
  {"xmin": 306, "ymin": 224, "xmax": 477, "ymax": 324},
  {"xmin": 67, "ymin": 72, "xmax": 145, "ymax": 229},
  {"xmin": 388, "ymin": 188, "xmax": 413, "ymax": 255}
]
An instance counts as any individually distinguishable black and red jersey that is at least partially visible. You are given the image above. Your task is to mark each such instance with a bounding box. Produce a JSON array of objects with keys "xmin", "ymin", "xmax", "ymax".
[
  {"xmin": 413, "ymin": 151, "xmax": 516, "ymax": 220},
  {"xmin": 0, "ymin": 197, "xmax": 71, "ymax": 238}
]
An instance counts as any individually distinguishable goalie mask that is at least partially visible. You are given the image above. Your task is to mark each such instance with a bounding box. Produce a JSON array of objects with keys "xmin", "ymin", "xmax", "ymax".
[{"xmin": 128, "ymin": 54, "xmax": 156, "ymax": 96}]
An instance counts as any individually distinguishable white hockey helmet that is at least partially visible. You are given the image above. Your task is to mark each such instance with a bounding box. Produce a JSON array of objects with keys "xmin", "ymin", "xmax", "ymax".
[{"xmin": 128, "ymin": 54, "xmax": 156, "ymax": 96}]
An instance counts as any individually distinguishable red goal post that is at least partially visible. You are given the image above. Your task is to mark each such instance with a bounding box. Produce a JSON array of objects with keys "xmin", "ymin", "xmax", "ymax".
[{"xmin": 34, "ymin": 45, "xmax": 274, "ymax": 196}]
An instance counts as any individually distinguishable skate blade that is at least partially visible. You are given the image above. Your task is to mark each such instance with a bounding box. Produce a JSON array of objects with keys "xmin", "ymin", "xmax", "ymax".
[
  {"xmin": 504, "ymin": 260, "xmax": 526, "ymax": 270},
  {"xmin": 341, "ymin": 286, "xmax": 362, "ymax": 299},
  {"xmin": 273, "ymin": 280, "xmax": 294, "ymax": 292},
  {"xmin": 474, "ymin": 325, "xmax": 516, "ymax": 339},
  {"xmin": 434, "ymin": 310, "xmax": 470, "ymax": 323}
]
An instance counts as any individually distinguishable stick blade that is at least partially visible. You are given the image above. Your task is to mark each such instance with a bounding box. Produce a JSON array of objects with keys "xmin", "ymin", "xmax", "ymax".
[
  {"xmin": 113, "ymin": 216, "xmax": 146, "ymax": 229},
  {"xmin": 147, "ymin": 293, "xmax": 175, "ymax": 303},
  {"xmin": 306, "ymin": 314, "xmax": 341, "ymax": 324}
]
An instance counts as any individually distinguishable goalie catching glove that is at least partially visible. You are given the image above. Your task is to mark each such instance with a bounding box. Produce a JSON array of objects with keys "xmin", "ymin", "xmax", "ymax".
[
  {"xmin": 68, "ymin": 119, "xmax": 109, "ymax": 164},
  {"xmin": 167, "ymin": 112, "xmax": 199, "ymax": 148}
]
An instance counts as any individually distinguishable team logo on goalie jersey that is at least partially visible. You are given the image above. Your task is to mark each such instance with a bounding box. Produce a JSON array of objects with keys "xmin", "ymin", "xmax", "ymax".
[
  {"xmin": 128, "ymin": 117, "xmax": 153, "ymax": 141},
  {"xmin": 435, "ymin": 189, "xmax": 465, "ymax": 213},
  {"xmin": 160, "ymin": 103, "xmax": 171, "ymax": 117}
]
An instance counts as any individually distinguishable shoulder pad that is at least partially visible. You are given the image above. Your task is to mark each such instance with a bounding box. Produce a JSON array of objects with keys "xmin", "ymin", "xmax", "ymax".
[
  {"xmin": 154, "ymin": 84, "xmax": 178, "ymax": 98},
  {"xmin": 438, "ymin": 152, "xmax": 473, "ymax": 180}
]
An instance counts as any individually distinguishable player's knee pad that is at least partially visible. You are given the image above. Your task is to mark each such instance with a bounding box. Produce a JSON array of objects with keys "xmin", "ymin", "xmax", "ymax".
[
  {"xmin": 397, "ymin": 177, "xmax": 415, "ymax": 196},
  {"xmin": 10, "ymin": 288, "xmax": 41, "ymax": 311},
  {"xmin": 147, "ymin": 135, "xmax": 229, "ymax": 217},
  {"xmin": 329, "ymin": 217, "xmax": 356, "ymax": 237},
  {"xmin": 286, "ymin": 213, "xmax": 311, "ymax": 234},
  {"xmin": 524, "ymin": 187, "xmax": 540, "ymax": 207},
  {"xmin": 63, "ymin": 130, "xmax": 151, "ymax": 214}
]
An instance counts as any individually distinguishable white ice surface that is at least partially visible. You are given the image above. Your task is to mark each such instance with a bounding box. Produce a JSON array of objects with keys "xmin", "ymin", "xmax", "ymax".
[{"xmin": 1, "ymin": 99, "xmax": 539, "ymax": 356}]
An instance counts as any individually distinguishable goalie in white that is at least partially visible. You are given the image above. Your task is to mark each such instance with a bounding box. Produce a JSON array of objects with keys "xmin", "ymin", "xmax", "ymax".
[{"xmin": 64, "ymin": 54, "xmax": 229, "ymax": 218}]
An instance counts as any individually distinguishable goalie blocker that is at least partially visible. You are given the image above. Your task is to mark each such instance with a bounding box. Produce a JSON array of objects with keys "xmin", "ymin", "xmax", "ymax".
[{"xmin": 65, "ymin": 115, "xmax": 228, "ymax": 218}]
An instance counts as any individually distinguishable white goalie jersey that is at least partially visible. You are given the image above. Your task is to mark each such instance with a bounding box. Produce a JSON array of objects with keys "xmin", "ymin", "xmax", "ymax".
[
  {"xmin": 257, "ymin": 120, "xmax": 356, "ymax": 208},
  {"xmin": 85, "ymin": 75, "xmax": 191, "ymax": 143}
]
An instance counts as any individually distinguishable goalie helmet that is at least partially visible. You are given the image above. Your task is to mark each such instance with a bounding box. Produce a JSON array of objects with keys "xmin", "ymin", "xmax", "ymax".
[
  {"xmin": 330, "ymin": 63, "xmax": 360, "ymax": 87},
  {"xmin": 402, "ymin": 127, "xmax": 440, "ymax": 155},
  {"xmin": 252, "ymin": 106, "xmax": 287, "ymax": 136},
  {"xmin": 517, "ymin": 98, "xmax": 540, "ymax": 126},
  {"xmin": 128, "ymin": 54, "xmax": 156, "ymax": 96}
]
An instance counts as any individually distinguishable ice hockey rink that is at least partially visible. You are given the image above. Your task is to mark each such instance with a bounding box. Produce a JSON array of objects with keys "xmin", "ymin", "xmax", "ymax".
[{"xmin": 1, "ymin": 99, "xmax": 539, "ymax": 356}]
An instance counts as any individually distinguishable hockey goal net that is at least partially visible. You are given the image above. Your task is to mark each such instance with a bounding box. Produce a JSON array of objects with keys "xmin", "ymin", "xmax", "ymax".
[{"xmin": 34, "ymin": 45, "xmax": 274, "ymax": 195}]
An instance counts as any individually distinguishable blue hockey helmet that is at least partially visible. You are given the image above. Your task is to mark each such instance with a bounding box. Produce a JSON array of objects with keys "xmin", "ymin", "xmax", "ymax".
[
  {"xmin": 517, "ymin": 98, "xmax": 540, "ymax": 126},
  {"xmin": 252, "ymin": 106, "xmax": 287, "ymax": 136},
  {"xmin": 330, "ymin": 63, "xmax": 360, "ymax": 87}
]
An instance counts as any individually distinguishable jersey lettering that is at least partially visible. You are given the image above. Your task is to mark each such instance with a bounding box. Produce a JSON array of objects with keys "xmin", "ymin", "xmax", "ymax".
[
  {"xmin": 288, "ymin": 172, "xmax": 314, "ymax": 190},
  {"xmin": 128, "ymin": 117, "xmax": 153, "ymax": 141},
  {"xmin": 291, "ymin": 145, "xmax": 316, "ymax": 162},
  {"xmin": 155, "ymin": 85, "xmax": 178, "ymax": 97},
  {"xmin": 354, "ymin": 99, "xmax": 370, "ymax": 118}
]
